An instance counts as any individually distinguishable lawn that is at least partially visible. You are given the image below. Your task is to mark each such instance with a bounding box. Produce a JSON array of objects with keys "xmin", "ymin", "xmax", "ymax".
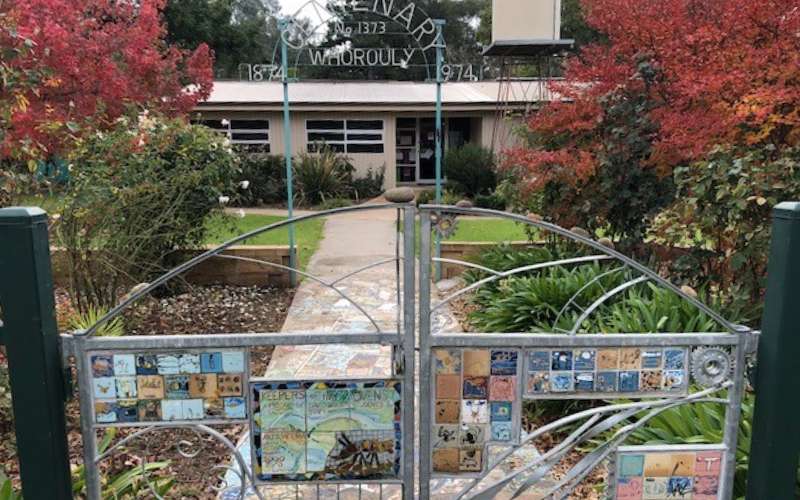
[
  {"xmin": 204, "ymin": 214, "xmax": 325, "ymax": 270},
  {"xmin": 443, "ymin": 218, "xmax": 535, "ymax": 242},
  {"xmin": 411, "ymin": 217, "xmax": 536, "ymax": 245}
]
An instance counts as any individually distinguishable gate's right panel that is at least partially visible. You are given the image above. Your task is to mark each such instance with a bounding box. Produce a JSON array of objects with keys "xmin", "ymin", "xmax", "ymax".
[{"xmin": 417, "ymin": 205, "xmax": 755, "ymax": 499}]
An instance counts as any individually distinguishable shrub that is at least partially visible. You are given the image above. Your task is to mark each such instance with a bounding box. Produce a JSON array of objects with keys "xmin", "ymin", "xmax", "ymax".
[
  {"xmin": 233, "ymin": 153, "xmax": 286, "ymax": 206},
  {"xmin": 444, "ymin": 144, "xmax": 497, "ymax": 197},
  {"xmin": 318, "ymin": 197, "xmax": 352, "ymax": 210},
  {"xmin": 415, "ymin": 188, "xmax": 462, "ymax": 206},
  {"xmin": 474, "ymin": 191, "xmax": 506, "ymax": 211},
  {"xmin": 54, "ymin": 114, "xmax": 239, "ymax": 313},
  {"xmin": 349, "ymin": 166, "xmax": 385, "ymax": 201},
  {"xmin": 652, "ymin": 144, "xmax": 800, "ymax": 305},
  {"xmin": 469, "ymin": 263, "xmax": 628, "ymax": 332},
  {"xmin": 294, "ymin": 146, "xmax": 354, "ymax": 205}
]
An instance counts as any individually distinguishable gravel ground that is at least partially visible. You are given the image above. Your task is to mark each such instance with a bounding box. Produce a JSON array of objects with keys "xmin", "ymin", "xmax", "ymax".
[{"xmin": 0, "ymin": 284, "xmax": 294, "ymax": 498}]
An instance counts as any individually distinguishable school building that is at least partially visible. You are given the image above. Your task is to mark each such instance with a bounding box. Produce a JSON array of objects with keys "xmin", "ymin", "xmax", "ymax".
[{"xmin": 194, "ymin": 80, "xmax": 543, "ymax": 188}]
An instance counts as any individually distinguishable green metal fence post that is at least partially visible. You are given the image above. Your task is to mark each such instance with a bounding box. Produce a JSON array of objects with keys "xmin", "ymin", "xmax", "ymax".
[
  {"xmin": 0, "ymin": 207, "xmax": 72, "ymax": 499},
  {"xmin": 747, "ymin": 201, "xmax": 800, "ymax": 499}
]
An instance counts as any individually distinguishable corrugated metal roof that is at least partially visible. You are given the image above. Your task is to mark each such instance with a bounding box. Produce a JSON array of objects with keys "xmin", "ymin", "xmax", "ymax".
[{"xmin": 201, "ymin": 80, "xmax": 555, "ymax": 105}]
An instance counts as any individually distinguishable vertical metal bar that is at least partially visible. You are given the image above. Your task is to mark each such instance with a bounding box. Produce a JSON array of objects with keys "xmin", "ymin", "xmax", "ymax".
[
  {"xmin": 395, "ymin": 208, "xmax": 402, "ymax": 334},
  {"xmin": 720, "ymin": 339, "xmax": 746, "ymax": 500},
  {"xmin": 401, "ymin": 205, "xmax": 416, "ymax": 500},
  {"xmin": 279, "ymin": 18, "xmax": 297, "ymax": 286},
  {"xmin": 0, "ymin": 207, "xmax": 72, "ymax": 499},
  {"xmin": 418, "ymin": 210, "xmax": 433, "ymax": 499},
  {"xmin": 433, "ymin": 20, "xmax": 446, "ymax": 281},
  {"xmin": 75, "ymin": 336, "xmax": 102, "ymax": 499},
  {"xmin": 748, "ymin": 201, "xmax": 800, "ymax": 498}
]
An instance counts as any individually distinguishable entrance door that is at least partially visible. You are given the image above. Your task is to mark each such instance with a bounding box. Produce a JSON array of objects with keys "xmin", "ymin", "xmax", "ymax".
[{"xmin": 418, "ymin": 118, "xmax": 437, "ymax": 183}]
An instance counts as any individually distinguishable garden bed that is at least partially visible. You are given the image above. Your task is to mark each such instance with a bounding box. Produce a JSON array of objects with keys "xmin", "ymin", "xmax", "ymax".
[{"xmin": 0, "ymin": 284, "xmax": 294, "ymax": 498}]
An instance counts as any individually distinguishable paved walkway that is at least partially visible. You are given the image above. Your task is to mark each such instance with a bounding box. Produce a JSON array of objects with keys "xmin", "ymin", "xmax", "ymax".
[{"xmin": 222, "ymin": 202, "xmax": 554, "ymax": 499}]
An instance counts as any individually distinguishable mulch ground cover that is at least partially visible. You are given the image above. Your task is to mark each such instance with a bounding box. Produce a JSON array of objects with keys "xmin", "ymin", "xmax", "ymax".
[{"xmin": 0, "ymin": 284, "xmax": 293, "ymax": 498}]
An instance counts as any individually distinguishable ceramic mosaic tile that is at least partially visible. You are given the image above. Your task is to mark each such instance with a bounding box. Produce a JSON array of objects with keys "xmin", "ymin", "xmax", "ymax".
[
  {"xmin": 250, "ymin": 379, "xmax": 402, "ymax": 482},
  {"xmin": 615, "ymin": 445, "xmax": 724, "ymax": 500},
  {"xmin": 430, "ymin": 348, "xmax": 521, "ymax": 476},
  {"xmin": 523, "ymin": 347, "xmax": 690, "ymax": 399},
  {"xmin": 88, "ymin": 348, "xmax": 249, "ymax": 425}
]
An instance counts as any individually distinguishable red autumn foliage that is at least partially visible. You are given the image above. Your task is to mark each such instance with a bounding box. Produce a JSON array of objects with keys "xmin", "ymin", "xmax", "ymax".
[
  {"xmin": 1, "ymin": 0, "xmax": 214, "ymax": 158},
  {"xmin": 506, "ymin": 0, "xmax": 800, "ymax": 187}
]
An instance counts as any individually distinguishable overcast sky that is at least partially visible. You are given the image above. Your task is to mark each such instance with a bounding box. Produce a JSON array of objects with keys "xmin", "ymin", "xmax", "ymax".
[{"xmin": 278, "ymin": 0, "xmax": 313, "ymax": 16}]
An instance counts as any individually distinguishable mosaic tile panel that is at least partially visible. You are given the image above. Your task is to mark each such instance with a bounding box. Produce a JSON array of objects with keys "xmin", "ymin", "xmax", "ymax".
[
  {"xmin": 524, "ymin": 348, "xmax": 689, "ymax": 399},
  {"xmin": 89, "ymin": 349, "xmax": 248, "ymax": 425},
  {"xmin": 431, "ymin": 349, "xmax": 520, "ymax": 475},
  {"xmin": 615, "ymin": 445, "xmax": 724, "ymax": 499},
  {"xmin": 250, "ymin": 380, "xmax": 402, "ymax": 482}
]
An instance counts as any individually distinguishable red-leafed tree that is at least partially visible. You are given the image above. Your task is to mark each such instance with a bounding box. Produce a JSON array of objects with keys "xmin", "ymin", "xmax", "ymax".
[
  {"xmin": 505, "ymin": 0, "xmax": 800, "ymax": 221},
  {"xmin": 1, "ymin": 0, "xmax": 213, "ymax": 159}
]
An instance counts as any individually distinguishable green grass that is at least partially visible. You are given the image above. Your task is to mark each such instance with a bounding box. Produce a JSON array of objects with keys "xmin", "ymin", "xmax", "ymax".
[
  {"xmin": 411, "ymin": 217, "xmax": 536, "ymax": 245},
  {"xmin": 204, "ymin": 214, "xmax": 325, "ymax": 270},
  {"xmin": 443, "ymin": 218, "xmax": 534, "ymax": 242}
]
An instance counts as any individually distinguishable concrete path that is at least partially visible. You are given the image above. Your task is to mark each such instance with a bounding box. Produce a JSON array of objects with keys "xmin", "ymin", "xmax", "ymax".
[
  {"xmin": 223, "ymin": 202, "xmax": 556, "ymax": 500},
  {"xmin": 265, "ymin": 203, "xmax": 401, "ymax": 380}
]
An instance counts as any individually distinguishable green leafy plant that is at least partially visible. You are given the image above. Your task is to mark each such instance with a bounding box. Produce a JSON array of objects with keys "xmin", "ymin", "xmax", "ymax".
[
  {"xmin": 68, "ymin": 305, "xmax": 124, "ymax": 337},
  {"xmin": 72, "ymin": 428, "xmax": 174, "ymax": 498},
  {"xmin": 589, "ymin": 284, "xmax": 719, "ymax": 334},
  {"xmin": 232, "ymin": 153, "xmax": 286, "ymax": 207},
  {"xmin": 414, "ymin": 188, "xmax": 462, "ymax": 206},
  {"xmin": 349, "ymin": 166, "xmax": 385, "ymax": 201},
  {"xmin": 653, "ymin": 144, "xmax": 800, "ymax": 304},
  {"xmin": 474, "ymin": 191, "xmax": 506, "ymax": 211},
  {"xmin": 53, "ymin": 114, "xmax": 239, "ymax": 313},
  {"xmin": 318, "ymin": 197, "xmax": 352, "ymax": 210},
  {"xmin": 0, "ymin": 471, "xmax": 22, "ymax": 500},
  {"xmin": 443, "ymin": 144, "xmax": 497, "ymax": 197},
  {"xmin": 469, "ymin": 263, "xmax": 628, "ymax": 332},
  {"xmin": 293, "ymin": 146, "xmax": 354, "ymax": 205}
]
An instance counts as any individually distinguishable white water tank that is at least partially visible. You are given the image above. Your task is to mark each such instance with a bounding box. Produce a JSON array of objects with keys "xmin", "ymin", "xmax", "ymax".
[{"xmin": 492, "ymin": 0, "xmax": 562, "ymax": 43}]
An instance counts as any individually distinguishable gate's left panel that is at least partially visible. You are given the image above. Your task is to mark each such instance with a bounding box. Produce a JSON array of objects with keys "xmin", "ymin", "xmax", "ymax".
[{"xmin": 60, "ymin": 203, "xmax": 417, "ymax": 500}]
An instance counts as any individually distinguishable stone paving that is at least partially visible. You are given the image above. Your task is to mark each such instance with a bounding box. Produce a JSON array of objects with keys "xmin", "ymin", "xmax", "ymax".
[{"xmin": 221, "ymin": 203, "xmax": 558, "ymax": 500}]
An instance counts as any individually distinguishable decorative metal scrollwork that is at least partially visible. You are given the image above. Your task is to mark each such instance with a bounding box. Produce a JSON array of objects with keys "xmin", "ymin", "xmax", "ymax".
[
  {"xmin": 691, "ymin": 346, "xmax": 735, "ymax": 387},
  {"xmin": 432, "ymin": 211, "xmax": 459, "ymax": 239}
]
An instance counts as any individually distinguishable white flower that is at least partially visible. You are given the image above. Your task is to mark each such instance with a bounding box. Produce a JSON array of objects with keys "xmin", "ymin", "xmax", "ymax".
[
  {"xmin": 218, "ymin": 195, "xmax": 230, "ymax": 205},
  {"xmin": 235, "ymin": 209, "xmax": 246, "ymax": 218},
  {"xmin": 221, "ymin": 119, "xmax": 230, "ymax": 126},
  {"xmin": 239, "ymin": 180, "xmax": 250, "ymax": 190}
]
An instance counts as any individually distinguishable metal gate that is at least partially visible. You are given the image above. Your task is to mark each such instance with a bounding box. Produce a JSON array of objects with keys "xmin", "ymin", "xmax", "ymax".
[
  {"xmin": 416, "ymin": 205, "xmax": 755, "ymax": 499},
  {"xmin": 53, "ymin": 203, "xmax": 755, "ymax": 499},
  {"xmin": 59, "ymin": 203, "xmax": 418, "ymax": 500}
]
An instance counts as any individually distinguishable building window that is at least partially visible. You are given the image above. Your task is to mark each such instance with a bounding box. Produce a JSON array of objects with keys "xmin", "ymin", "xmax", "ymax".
[
  {"xmin": 306, "ymin": 120, "xmax": 384, "ymax": 154},
  {"xmin": 200, "ymin": 119, "xmax": 270, "ymax": 153}
]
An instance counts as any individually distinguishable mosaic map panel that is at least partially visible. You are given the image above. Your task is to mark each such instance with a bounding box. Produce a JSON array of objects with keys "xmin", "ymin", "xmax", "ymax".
[
  {"xmin": 89, "ymin": 349, "xmax": 248, "ymax": 425},
  {"xmin": 431, "ymin": 349, "xmax": 520, "ymax": 475},
  {"xmin": 615, "ymin": 445, "xmax": 725, "ymax": 499},
  {"xmin": 524, "ymin": 347, "xmax": 689, "ymax": 398},
  {"xmin": 250, "ymin": 380, "xmax": 402, "ymax": 482}
]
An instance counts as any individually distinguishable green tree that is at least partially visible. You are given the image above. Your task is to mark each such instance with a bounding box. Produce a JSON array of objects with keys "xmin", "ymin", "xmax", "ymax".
[{"xmin": 164, "ymin": 0, "xmax": 281, "ymax": 79}]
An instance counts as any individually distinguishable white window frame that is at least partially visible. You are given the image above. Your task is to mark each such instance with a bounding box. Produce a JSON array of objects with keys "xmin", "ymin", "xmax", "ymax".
[{"xmin": 305, "ymin": 119, "xmax": 384, "ymax": 154}]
